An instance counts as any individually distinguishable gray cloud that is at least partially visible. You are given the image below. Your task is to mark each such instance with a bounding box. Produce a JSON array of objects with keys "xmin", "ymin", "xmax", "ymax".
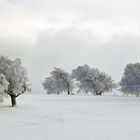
[{"xmin": 30, "ymin": 28, "xmax": 140, "ymax": 92}]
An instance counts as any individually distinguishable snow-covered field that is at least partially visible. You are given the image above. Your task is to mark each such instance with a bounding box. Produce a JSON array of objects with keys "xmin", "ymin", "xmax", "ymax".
[{"xmin": 0, "ymin": 94, "xmax": 140, "ymax": 140}]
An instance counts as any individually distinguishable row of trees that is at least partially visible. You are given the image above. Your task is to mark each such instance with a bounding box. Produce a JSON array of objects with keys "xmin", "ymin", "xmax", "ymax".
[
  {"xmin": 42, "ymin": 65, "xmax": 116, "ymax": 95},
  {"xmin": 43, "ymin": 63, "xmax": 140, "ymax": 97},
  {"xmin": 0, "ymin": 55, "xmax": 140, "ymax": 107}
]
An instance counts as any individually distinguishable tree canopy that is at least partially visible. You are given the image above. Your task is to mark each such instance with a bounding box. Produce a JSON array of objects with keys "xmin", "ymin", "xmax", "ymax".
[
  {"xmin": 72, "ymin": 65, "xmax": 115, "ymax": 95},
  {"xmin": 43, "ymin": 68, "xmax": 74, "ymax": 95}
]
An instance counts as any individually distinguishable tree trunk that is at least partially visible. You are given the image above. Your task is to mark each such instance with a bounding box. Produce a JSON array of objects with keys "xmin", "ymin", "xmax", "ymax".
[
  {"xmin": 56, "ymin": 90, "xmax": 59, "ymax": 95},
  {"xmin": 10, "ymin": 95, "xmax": 17, "ymax": 107},
  {"xmin": 68, "ymin": 90, "xmax": 70, "ymax": 95},
  {"xmin": 136, "ymin": 92, "xmax": 139, "ymax": 98},
  {"xmin": 96, "ymin": 92, "xmax": 102, "ymax": 95}
]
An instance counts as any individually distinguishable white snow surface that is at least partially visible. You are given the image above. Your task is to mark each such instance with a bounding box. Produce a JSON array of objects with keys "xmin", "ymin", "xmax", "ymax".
[{"xmin": 0, "ymin": 94, "xmax": 140, "ymax": 140}]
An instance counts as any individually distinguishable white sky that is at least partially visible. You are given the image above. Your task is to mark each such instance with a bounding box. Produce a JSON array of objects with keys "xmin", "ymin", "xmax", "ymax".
[{"xmin": 0, "ymin": 0, "xmax": 140, "ymax": 93}]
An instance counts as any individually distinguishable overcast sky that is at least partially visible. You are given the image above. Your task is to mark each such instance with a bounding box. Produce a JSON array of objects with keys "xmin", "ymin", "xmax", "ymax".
[{"xmin": 0, "ymin": 0, "xmax": 140, "ymax": 93}]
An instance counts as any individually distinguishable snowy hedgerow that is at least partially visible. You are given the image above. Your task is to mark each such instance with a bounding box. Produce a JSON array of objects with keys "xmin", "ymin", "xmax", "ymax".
[
  {"xmin": 0, "ymin": 56, "xmax": 31, "ymax": 106},
  {"xmin": 120, "ymin": 63, "xmax": 140, "ymax": 97}
]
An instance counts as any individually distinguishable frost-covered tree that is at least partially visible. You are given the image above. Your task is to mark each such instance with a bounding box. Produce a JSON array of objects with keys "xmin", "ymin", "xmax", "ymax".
[
  {"xmin": 72, "ymin": 65, "xmax": 115, "ymax": 95},
  {"xmin": 51, "ymin": 68, "xmax": 74, "ymax": 94},
  {"xmin": 120, "ymin": 63, "xmax": 140, "ymax": 97},
  {"xmin": 42, "ymin": 77, "xmax": 60, "ymax": 94},
  {"xmin": 0, "ymin": 56, "xmax": 30, "ymax": 106},
  {"xmin": 43, "ymin": 68, "xmax": 74, "ymax": 95},
  {"xmin": 72, "ymin": 65, "xmax": 98, "ymax": 93},
  {"xmin": 96, "ymin": 72, "xmax": 115, "ymax": 95}
]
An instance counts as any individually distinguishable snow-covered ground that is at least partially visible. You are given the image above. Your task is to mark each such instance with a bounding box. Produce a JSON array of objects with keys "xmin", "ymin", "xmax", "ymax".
[{"xmin": 0, "ymin": 94, "xmax": 140, "ymax": 140}]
